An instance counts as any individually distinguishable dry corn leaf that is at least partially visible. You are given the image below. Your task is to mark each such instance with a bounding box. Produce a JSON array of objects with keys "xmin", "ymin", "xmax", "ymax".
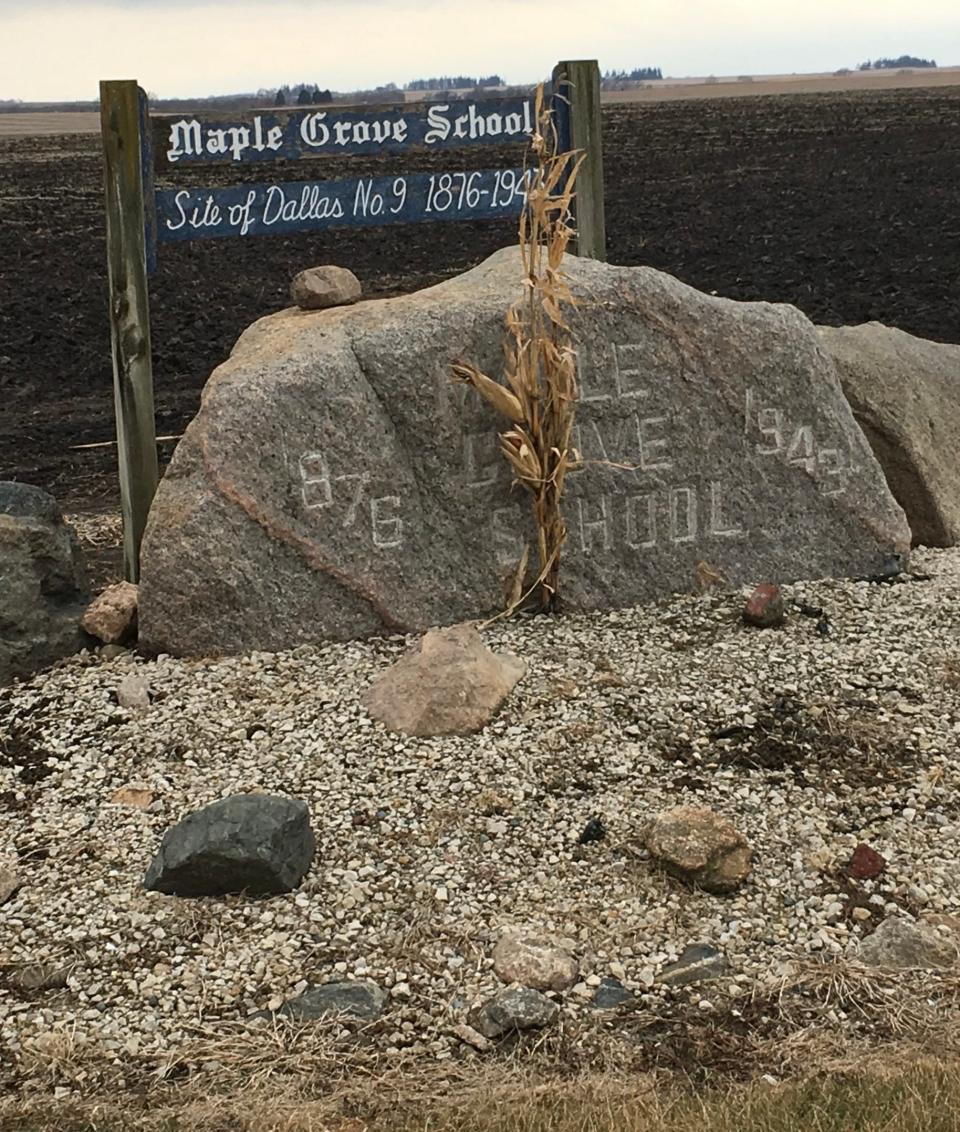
[
  {"xmin": 506, "ymin": 543, "xmax": 531, "ymax": 612},
  {"xmin": 451, "ymin": 362, "xmax": 525, "ymax": 423}
]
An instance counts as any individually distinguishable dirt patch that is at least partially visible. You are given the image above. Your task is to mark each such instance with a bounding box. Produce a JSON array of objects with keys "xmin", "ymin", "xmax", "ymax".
[
  {"xmin": 0, "ymin": 112, "xmax": 101, "ymax": 137},
  {"xmin": 663, "ymin": 694, "xmax": 916, "ymax": 792},
  {"xmin": 0, "ymin": 696, "xmax": 60, "ymax": 786}
]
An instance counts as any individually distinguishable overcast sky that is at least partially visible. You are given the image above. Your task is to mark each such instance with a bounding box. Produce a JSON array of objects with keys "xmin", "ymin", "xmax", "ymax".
[{"xmin": 1, "ymin": 0, "xmax": 958, "ymax": 101}]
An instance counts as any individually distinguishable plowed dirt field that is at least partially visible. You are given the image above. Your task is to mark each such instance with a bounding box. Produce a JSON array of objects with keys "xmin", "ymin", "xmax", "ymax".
[{"xmin": 2, "ymin": 86, "xmax": 958, "ymax": 521}]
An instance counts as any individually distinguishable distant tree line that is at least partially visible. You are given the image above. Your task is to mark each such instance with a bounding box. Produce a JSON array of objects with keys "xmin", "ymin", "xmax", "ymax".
[
  {"xmin": 603, "ymin": 66, "xmax": 663, "ymax": 81},
  {"xmin": 858, "ymin": 56, "xmax": 937, "ymax": 70},
  {"xmin": 273, "ymin": 84, "xmax": 333, "ymax": 107},
  {"xmin": 404, "ymin": 75, "xmax": 504, "ymax": 91}
]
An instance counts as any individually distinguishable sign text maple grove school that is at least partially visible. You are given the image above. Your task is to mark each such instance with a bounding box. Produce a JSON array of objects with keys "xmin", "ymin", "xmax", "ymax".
[{"xmin": 157, "ymin": 99, "xmax": 536, "ymax": 165}]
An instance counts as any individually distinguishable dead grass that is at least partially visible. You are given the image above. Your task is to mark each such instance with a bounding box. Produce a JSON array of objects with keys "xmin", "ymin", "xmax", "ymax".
[
  {"xmin": 453, "ymin": 84, "xmax": 583, "ymax": 613},
  {"xmin": 7, "ymin": 1057, "xmax": 960, "ymax": 1132},
  {"xmin": 6, "ymin": 958, "xmax": 960, "ymax": 1126}
]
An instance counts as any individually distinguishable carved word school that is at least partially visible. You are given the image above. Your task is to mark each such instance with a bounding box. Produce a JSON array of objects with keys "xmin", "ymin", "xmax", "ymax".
[{"xmin": 163, "ymin": 101, "xmax": 534, "ymax": 164}]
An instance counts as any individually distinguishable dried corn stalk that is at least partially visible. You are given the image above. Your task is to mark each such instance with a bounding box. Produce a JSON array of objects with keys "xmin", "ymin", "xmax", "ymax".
[{"xmin": 453, "ymin": 84, "xmax": 584, "ymax": 612}]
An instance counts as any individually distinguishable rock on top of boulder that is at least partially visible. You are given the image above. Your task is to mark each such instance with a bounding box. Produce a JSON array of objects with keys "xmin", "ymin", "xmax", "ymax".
[
  {"xmin": 364, "ymin": 624, "xmax": 524, "ymax": 736},
  {"xmin": 289, "ymin": 265, "xmax": 362, "ymax": 311},
  {"xmin": 138, "ymin": 248, "xmax": 909, "ymax": 656},
  {"xmin": 143, "ymin": 793, "xmax": 315, "ymax": 897}
]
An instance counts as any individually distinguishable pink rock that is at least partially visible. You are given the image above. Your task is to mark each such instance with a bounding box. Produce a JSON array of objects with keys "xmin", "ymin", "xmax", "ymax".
[
  {"xmin": 743, "ymin": 584, "xmax": 785, "ymax": 628},
  {"xmin": 363, "ymin": 624, "xmax": 524, "ymax": 737},
  {"xmin": 492, "ymin": 932, "xmax": 579, "ymax": 993},
  {"xmin": 81, "ymin": 581, "xmax": 138, "ymax": 644}
]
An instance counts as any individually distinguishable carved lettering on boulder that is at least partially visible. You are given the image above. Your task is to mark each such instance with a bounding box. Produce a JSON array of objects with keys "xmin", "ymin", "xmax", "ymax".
[{"xmin": 138, "ymin": 249, "xmax": 909, "ymax": 654}]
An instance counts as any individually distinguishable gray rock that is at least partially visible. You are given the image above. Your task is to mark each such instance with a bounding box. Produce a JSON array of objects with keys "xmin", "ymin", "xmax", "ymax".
[
  {"xmin": 289, "ymin": 265, "xmax": 362, "ymax": 310},
  {"xmin": 658, "ymin": 944, "xmax": 730, "ymax": 986},
  {"xmin": 491, "ymin": 931, "xmax": 579, "ymax": 993},
  {"xmin": 590, "ymin": 976, "xmax": 634, "ymax": 1009},
  {"xmin": 857, "ymin": 916, "xmax": 958, "ymax": 970},
  {"xmin": 0, "ymin": 861, "xmax": 19, "ymax": 905},
  {"xmin": 138, "ymin": 249, "xmax": 908, "ymax": 655},
  {"xmin": 143, "ymin": 793, "xmax": 315, "ymax": 897},
  {"xmin": 645, "ymin": 805, "xmax": 752, "ymax": 893},
  {"xmin": 116, "ymin": 673, "xmax": 151, "ymax": 713},
  {"xmin": 365, "ymin": 624, "xmax": 525, "ymax": 736},
  {"xmin": 472, "ymin": 985, "xmax": 558, "ymax": 1038},
  {"xmin": 451, "ymin": 1022, "xmax": 493, "ymax": 1051},
  {"xmin": 820, "ymin": 323, "xmax": 960, "ymax": 547},
  {"xmin": 260, "ymin": 980, "xmax": 386, "ymax": 1022},
  {"xmin": 0, "ymin": 482, "xmax": 88, "ymax": 684}
]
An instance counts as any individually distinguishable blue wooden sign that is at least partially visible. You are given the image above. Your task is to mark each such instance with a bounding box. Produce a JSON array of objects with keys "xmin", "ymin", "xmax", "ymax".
[
  {"xmin": 152, "ymin": 98, "xmax": 534, "ymax": 168},
  {"xmin": 155, "ymin": 168, "xmax": 530, "ymax": 243}
]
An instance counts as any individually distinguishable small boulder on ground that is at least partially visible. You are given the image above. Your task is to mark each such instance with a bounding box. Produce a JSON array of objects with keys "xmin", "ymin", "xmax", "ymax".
[
  {"xmin": 743, "ymin": 584, "xmax": 785, "ymax": 628},
  {"xmin": 471, "ymin": 985, "xmax": 558, "ymax": 1038},
  {"xmin": 0, "ymin": 482, "xmax": 88, "ymax": 686},
  {"xmin": 658, "ymin": 943, "xmax": 730, "ymax": 986},
  {"xmin": 290, "ymin": 265, "xmax": 362, "ymax": 310},
  {"xmin": 259, "ymin": 980, "xmax": 387, "ymax": 1022},
  {"xmin": 857, "ymin": 916, "xmax": 958, "ymax": 970},
  {"xmin": 143, "ymin": 793, "xmax": 315, "ymax": 897},
  {"xmin": 645, "ymin": 805, "xmax": 753, "ymax": 893},
  {"xmin": 10, "ymin": 963, "xmax": 71, "ymax": 993},
  {"xmin": 492, "ymin": 932, "xmax": 579, "ymax": 993},
  {"xmin": 110, "ymin": 785, "xmax": 155, "ymax": 809},
  {"xmin": 363, "ymin": 623, "xmax": 525, "ymax": 736},
  {"xmin": 116, "ymin": 673, "xmax": 151, "ymax": 713},
  {"xmin": 81, "ymin": 581, "xmax": 138, "ymax": 644}
]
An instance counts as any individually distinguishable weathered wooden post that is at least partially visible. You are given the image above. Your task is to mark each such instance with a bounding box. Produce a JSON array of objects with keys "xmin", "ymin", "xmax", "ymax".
[
  {"xmin": 100, "ymin": 79, "xmax": 159, "ymax": 582},
  {"xmin": 552, "ymin": 59, "xmax": 606, "ymax": 261}
]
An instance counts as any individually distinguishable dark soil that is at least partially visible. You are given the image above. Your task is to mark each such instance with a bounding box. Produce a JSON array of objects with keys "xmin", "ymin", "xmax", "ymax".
[{"xmin": 2, "ymin": 86, "xmax": 959, "ymax": 520}]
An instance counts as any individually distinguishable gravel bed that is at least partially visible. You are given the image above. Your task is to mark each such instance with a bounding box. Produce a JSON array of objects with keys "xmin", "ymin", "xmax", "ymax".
[{"xmin": 3, "ymin": 547, "xmax": 960, "ymax": 1089}]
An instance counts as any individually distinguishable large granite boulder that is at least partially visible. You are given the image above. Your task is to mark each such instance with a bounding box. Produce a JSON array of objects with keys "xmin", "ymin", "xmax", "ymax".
[
  {"xmin": 139, "ymin": 249, "xmax": 909, "ymax": 654},
  {"xmin": 0, "ymin": 483, "xmax": 88, "ymax": 684},
  {"xmin": 819, "ymin": 323, "xmax": 960, "ymax": 547}
]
